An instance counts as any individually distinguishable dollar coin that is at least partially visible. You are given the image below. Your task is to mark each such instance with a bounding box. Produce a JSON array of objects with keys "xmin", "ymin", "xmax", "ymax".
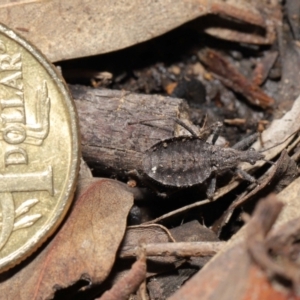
[{"xmin": 0, "ymin": 24, "xmax": 80, "ymax": 272}]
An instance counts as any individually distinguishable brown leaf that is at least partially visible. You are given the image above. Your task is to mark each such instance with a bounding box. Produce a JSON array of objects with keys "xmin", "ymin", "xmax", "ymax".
[
  {"xmin": 0, "ymin": 0, "xmax": 276, "ymax": 62},
  {"xmin": 0, "ymin": 179, "xmax": 134, "ymax": 300},
  {"xmin": 205, "ymin": 0, "xmax": 281, "ymax": 45}
]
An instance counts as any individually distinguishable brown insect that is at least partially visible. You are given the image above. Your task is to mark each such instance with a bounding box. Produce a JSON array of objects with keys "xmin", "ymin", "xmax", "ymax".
[{"xmin": 129, "ymin": 119, "xmax": 269, "ymax": 199}]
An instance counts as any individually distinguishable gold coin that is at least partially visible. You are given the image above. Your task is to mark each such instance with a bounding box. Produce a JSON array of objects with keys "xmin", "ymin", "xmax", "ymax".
[{"xmin": 0, "ymin": 24, "xmax": 80, "ymax": 272}]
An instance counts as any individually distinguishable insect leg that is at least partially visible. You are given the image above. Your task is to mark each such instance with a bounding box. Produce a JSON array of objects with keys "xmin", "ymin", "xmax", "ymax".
[
  {"xmin": 206, "ymin": 176, "xmax": 217, "ymax": 200},
  {"xmin": 211, "ymin": 122, "xmax": 223, "ymax": 145},
  {"xmin": 235, "ymin": 168, "xmax": 257, "ymax": 183},
  {"xmin": 172, "ymin": 118, "xmax": 199, "ymax": 137},
  {"xmin": 232, "ymin": 133, "xmax": 259, "ymax": 150}
]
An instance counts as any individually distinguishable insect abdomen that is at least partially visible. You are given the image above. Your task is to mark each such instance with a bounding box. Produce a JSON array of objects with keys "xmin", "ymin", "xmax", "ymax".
[{"xmin": 143, "ymin": 137, "xmax": 212, "ymax": 187}]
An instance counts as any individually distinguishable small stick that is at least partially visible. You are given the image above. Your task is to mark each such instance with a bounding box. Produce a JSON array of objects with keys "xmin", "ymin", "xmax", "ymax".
[
  {"xmin": 143, "ymin": 179, "xmax": 241, "ymax": 224},
  {"xmin": 119, "ymin": 241, "xmax": 225, "ymax": 258},
  {"xmin": 98, "ymin": 246, "xmax": 147, "ymax": 300}
]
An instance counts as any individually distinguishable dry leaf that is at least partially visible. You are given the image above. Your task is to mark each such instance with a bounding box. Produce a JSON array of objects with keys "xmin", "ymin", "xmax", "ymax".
[
  {"xmin": 242, "ymin": 93, "xmax": 300, "ymax": 169},
  {"xmin": 205, "ymin": 0, "xmax": 281, "ymax": 45},
  {"xmin": 0, "ymin": 179, "xmax": 134, "ymax": 300},
  {"xmin": 0, "ymin": 0, "xmax": 276, "ymax": 62}
]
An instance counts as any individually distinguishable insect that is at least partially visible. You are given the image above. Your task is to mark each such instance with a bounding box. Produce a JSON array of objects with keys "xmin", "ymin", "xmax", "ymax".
[{"xmin": 128, "ymin": 118, "xmax": 267, "ymax": 199}]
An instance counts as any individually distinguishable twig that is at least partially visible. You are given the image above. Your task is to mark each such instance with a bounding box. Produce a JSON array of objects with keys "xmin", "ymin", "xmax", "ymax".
[
  {"xmin": 143, "ymin": 180, "xmax": 240, "ymax": 224},
  {"xmin": 98, "ymin": 246, "xmax": 147, "ymax": 300},
  {"xmin": 119, "ymin": 242, "xmax": 225, "ymax": 258}
]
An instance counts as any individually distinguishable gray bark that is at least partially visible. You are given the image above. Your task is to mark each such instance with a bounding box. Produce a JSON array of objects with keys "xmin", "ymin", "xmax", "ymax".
[{"xmin": 70, "ymin": 85, "xmax": 193, "ymax": 176}]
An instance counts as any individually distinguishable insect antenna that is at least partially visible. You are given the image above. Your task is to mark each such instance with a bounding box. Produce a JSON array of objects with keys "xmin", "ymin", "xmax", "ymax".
[
  {"xmin": 128, "ymin": 118, "xmax": 165, "ymax": 126},
  {"xmin": 258, "ymin": 129, "xmax": 299, "ymax": 153},
  {"xmin": 260, "ymin": 158, "xmax": 275, "ymax": 165},
  {"xmin": 128, "ymin": 117, "xmax": 225, "ymax": 141},
  {"xmin": 128, "ymin": 117, "xmax": 199, "ymax": 137}
]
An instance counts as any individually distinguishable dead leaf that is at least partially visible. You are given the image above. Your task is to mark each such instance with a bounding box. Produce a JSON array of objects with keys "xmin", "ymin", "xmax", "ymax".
[
  {"xmin": 205, "ymin": 0, "xmax": 281, "ymax": 45},
  {"xmin": 244, "ymin": 93, "xmax": 300, "ymax": 168},
  {"xmin": 0, "ymin": 0, "xmax": 276, "ymax": 62},
  {"xmin": 0, "ymin": 179, "xmax": 134, "ymax": 300}
]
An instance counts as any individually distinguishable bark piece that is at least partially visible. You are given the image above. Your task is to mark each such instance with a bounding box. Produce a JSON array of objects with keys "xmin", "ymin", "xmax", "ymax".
[
  {"xmin": 0, "ymin": 179, "xmax": 134, "ymax": 300},
  {"xmin": 70, "ymin": 85, "xmax": 192, "ymax": 175},
  {"xmin": 198, "ymin": 49, "xmax": 275, "ymax": 108},
  {"xmin": 252, "ymin": 51, "xmax": 278, "ymax": 86},
  {"xmin": 120, "ymin": 242, "xmax": 224, "ymax": 258}
]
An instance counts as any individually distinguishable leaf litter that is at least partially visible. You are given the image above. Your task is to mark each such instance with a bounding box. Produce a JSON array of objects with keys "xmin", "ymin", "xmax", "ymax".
[
  {"xmin": 169, "ymin": 195, "xmax": 300, "ymax": 300},
  {"xmin": 2, "ymin": 0, "xmax": 300, "ymax": 299}
]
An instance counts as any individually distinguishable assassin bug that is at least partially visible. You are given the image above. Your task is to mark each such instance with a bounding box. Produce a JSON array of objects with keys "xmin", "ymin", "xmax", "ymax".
[{"xmin": 128, "ymin": 118, "xmax": 277, "ymax": 199}]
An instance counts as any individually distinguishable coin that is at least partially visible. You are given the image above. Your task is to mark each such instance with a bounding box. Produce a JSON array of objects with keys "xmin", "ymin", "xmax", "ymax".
[{"xmin": 0, "ymin": 24, "xmax": 80, "ymax": 272}]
